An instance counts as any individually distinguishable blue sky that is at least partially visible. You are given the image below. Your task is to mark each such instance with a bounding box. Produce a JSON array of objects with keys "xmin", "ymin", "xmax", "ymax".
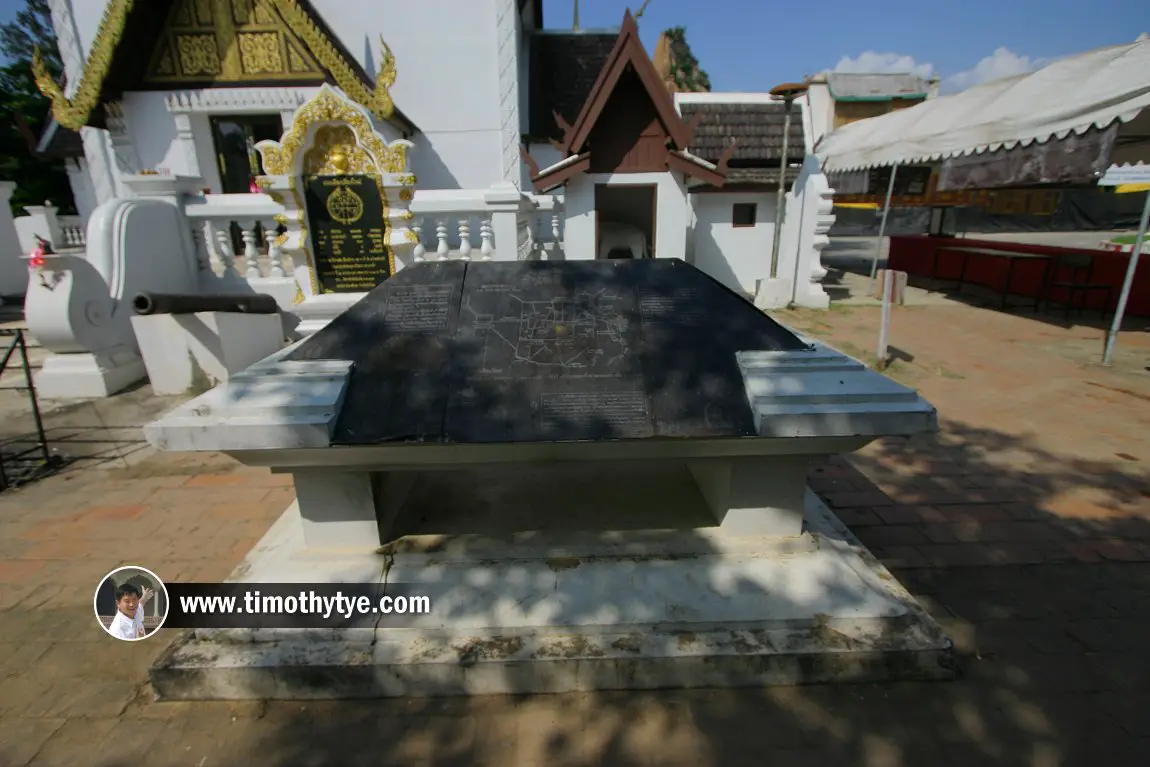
[
  {"xmin": 544, "ymin": 0, "xmax": 1150, "ymax": 92},
  {"xmin": 2, "ymin": 0, "xmax": 1146, "ymax": 92}
]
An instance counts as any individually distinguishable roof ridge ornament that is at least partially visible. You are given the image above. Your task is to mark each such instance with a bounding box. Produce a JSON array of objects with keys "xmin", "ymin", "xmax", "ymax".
[{"xmin": 32, "ymin": 0, "xmax": 136, "ymax": 131}]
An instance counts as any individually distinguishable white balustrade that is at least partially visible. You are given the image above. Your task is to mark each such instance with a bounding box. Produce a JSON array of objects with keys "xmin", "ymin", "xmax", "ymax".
[
  {"xmin": 173, "ymin": 188, "xmax": 565, "ymax": 276},
  {"xmin": 59, "ymin": 218, "xmax": 87, "ymax": 248},
  {"xmin": 183, "ymin": 193, "xmax": 294, "ymax": 282}
]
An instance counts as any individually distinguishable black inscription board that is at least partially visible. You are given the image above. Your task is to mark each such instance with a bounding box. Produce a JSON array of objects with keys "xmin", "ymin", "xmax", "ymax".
[
  {"xmin": 286, "ymin": 259, "xmax": 811, "ymax": 445},
  {"xmin": 303, "ymin": 174, "xmax": 391, "ymax": 293}
]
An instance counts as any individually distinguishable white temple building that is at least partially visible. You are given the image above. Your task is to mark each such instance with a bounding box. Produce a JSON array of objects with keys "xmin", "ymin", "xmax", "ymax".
[{"xmin": 22, "ymin": 0, "xmax": 837, "ymax": 397}]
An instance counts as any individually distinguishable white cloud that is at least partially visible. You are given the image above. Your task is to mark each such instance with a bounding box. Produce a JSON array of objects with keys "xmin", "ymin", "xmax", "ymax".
[
  {"xmin": 1137, "ymin": 32, "xmax": 1149, "ymax": 42},
  {"xmin": 832, "ymin": 47, "xmax": 1050, "ymax": 94},
  {"xmin": 833, "ymin": 52, "xmax": 935, "ymax": 80},
  {"xmin": 943, "ymin": 47, "xmax": 1041, "ymax": 92}
]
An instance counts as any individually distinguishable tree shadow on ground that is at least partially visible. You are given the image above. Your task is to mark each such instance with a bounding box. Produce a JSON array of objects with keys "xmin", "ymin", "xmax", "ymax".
[
  {"xmin": 5, "ymin": 262, "xmax": 1150, "ymax": 765},
  {"xmin": 45, "ymin": 414, "xmax": 1143, "ymax": 766}
]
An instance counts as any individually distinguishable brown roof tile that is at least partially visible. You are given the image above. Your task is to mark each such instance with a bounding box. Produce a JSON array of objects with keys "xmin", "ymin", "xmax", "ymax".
[
  {"xmin": 527, "ymin": 31, "xmax": 619, "ymax": 141},
  {"xmin": 680, "ymin": 102, "xmax": 806, "ymax": 165}
]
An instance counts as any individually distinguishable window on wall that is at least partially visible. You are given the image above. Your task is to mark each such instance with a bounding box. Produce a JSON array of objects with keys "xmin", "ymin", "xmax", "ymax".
[
  {"xmin": 209, "ymin": 115, "xmax": 285, "ymax": 194},
  {"xmin": 209, "ymin": 115, "xmax": 285, "ymax": 253},
  {"xmin": 732, "ymin": 203, "xmax": 757, "ymax": 227}
]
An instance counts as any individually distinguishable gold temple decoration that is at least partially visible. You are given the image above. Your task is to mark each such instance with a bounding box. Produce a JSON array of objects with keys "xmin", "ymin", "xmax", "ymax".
[
  {"xmin": 33, "ymin": 0, "xmax": 400, "ymax": 130},
  {"xmin": 258, "ymin": 87, "xmax": 408, "ymax": 176},
  {"xmin": 302, "ymin": 126, "xmax": 374, "ymax": 176},
  {"xmin": 257, "ymin": 0, "xmax": 397, "ymax": 121},
  {"xmin": 32, "ymin": 0, "xmax": 136, "ymax": 131},
  {"xmin": 325, "ymin": 184, "xmax": 365, "ymax": 225},
  {"xmin": 143, "ymin": 0, "xmax": 325, "ymax": 86}
]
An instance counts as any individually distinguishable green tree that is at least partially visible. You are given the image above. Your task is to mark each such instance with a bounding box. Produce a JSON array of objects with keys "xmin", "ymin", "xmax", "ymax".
[
  {"xmin": 0, "ymin": 0, "xmax": 75, "ymax": 216},
  {"xmin": 664, "ymin": 26, "xmax": 711, "ymax": 93}
]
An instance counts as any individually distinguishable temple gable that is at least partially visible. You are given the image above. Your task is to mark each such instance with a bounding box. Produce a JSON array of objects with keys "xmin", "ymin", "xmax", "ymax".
[{"xmin": 144, "ymin": 0, "xmax": 326, "ymax": 87}]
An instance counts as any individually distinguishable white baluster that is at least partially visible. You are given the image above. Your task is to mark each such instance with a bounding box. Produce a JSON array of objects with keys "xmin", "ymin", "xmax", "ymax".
[
  {"xmin": 458, "ymin": 219, "xmax": 472, "ymax": 261},
  {"xmin": 213, "ymin": 225, "xmax": 238, "ymax": 276},
  {"xmin": 241, "ymin": 221, "xmax": 261, "ymax": 278},
  {"xmin": 190, "ymin": 221, "xmax": 212, "ymax": 274},
  {"xmin": 551, "ymin": 214, "xmax": 561, "ymax": 251},
  {"xmin": 266, "ymin": 222, "xmax": 286, "ymax": 278},
  {"xmin": 412, "ymin": 218, "xmax": 426, "ymax": 262},
  {"xmin": 436, "ymin": 220, "xmax": 449, "ymax": 261},
  {"xmin": 480, "ymin": 219, "xmax": 494, "ymax": 261},
  {"xmin": 532, "ymin": 213, "xmax": 545, "ymax": 260}
]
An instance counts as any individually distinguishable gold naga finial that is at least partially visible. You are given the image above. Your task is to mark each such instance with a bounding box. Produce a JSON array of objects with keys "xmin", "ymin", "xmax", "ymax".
[
  {"xmin": 30, "ymin": 0, "xmax": 136, "ymax": 130},
  {"xmin": 373, "ymin": 35, "xmax": 397, "ymax": 121},
  {"xmin": 30, "ymin": 46, "xmax": 66, "ymax": 112}
]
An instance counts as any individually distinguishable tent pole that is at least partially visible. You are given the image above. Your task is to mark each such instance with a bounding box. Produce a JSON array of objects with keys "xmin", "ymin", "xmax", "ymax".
[
  {"xmin": 1101, "ymin": 190, "xmax": 1150, "ymax": 366},
  {"xmin": 870, "ymin": 163, "xmax": 899, "ymax": 282}
]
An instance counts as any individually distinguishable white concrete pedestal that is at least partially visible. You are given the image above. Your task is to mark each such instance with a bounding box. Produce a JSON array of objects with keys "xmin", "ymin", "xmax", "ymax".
[
  {"xmin": 35, "ymin": 348, "xmax": 145, "ymax": 399},
  {"xmin": 294, "ymin": 470, "xmax": 377, "ymax": 548},
  {"xmin": 131, "ymin": 311, "xmax": 286, "ymax": 395},
  {"xmin": 690, "ymin": 456, "xmax": 810, "ymax": 536},
  {"xmin": 293, "ymin": 292, "xmax": 366, "ymax": 337},
  {"xmin": 149, "ymin": 491, "xmax": 955, "ymax": 699}
]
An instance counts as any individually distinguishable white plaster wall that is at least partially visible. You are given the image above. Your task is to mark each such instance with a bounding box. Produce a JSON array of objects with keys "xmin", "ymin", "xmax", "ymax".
[
  {"xmin": 69, "ymin": 0, "xmax": 107, "ymax": 60},
  {"xmin": 67, "ymin": 158, "xmax": 99, "ymax": 224},
  {"xmin": 804, "ymin": 82, "xmax": 835, "ymax": 149},
  {"xmin": 67, "ymin": 0, "xmax": 508, "ymax": 192},
  {"xmin": 564, "ymin": 172, "xmax": 689, "ymax": 262},
  {"xmin": 524, "ymin": 142, "xmax": 564, "ymax": 189},
  {"xmin": 315, "ymin": 0, "xmax": 504, "ymax": 190},
  {"xmin": 121, "ymin": 92, "xmax": 182, "ymax": 174},
  {"xmin": 691, "ymin": 193, "xmax": 774, "ymax": 296}
]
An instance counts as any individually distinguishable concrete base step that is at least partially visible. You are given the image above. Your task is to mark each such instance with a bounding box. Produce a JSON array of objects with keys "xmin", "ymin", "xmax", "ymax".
[{"xmin": 149, "ymin": 494, "xmax": 956, "ymax": 700}]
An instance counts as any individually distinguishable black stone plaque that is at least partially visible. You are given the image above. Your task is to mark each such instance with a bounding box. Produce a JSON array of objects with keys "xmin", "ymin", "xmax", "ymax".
[
  {"xmin": 286, "ymin": 259, "xmax": 811, "ymax": 446},
  {"xmin": 443, "ymin": 260, "xmax": 654, "ymax": 442},
  {"xmin": 287, "ymin": 261, "xmax": 466, "ymax": 443},
  {"xmin": 303, "ymin": 174, "xmax": 391, "ymax": 293}
]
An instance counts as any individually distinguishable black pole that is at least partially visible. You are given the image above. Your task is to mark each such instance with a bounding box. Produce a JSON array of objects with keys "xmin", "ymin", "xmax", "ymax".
[{"xmin": 19, "ymin": 331, "xmax": 51, "ymax": 464}]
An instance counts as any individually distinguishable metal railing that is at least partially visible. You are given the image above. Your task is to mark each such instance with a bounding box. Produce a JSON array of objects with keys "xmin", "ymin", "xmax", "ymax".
[{"xmin": 0, "ymin": 329, "xmax": 60, "ymax": 491}]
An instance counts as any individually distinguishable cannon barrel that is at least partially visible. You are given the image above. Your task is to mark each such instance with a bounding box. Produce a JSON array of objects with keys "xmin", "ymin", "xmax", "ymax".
[{"xmin": 132, "ymin": 292, "xmax": 279, "ymax": 316}]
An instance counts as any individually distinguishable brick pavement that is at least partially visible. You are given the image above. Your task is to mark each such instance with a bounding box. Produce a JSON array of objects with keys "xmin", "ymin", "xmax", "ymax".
[{"xmin": 1, "ymin": 300, "xmax": 1149, "ymax": 766}]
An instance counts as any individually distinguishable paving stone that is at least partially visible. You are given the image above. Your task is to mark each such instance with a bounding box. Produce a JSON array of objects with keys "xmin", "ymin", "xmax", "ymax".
[
  {"xmin": 24, "ymin": 718, "xmax": 118, "ymax": 767},
  {"xmin": 0, "ymin": 718, "xmax": 66, "ymax": 767}
]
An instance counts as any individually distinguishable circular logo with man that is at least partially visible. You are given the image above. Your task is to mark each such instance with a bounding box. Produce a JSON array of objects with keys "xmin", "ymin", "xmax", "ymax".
[{"xmin": 94, "ymin": 566, "xmax": 169, "ymax": 641}]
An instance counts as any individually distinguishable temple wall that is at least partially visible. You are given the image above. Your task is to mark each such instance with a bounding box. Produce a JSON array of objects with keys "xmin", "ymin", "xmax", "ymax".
[
  {"xmin": 61, "ymin": 0, "xmax": 510, "ymax": 192},
  {"xmin": 67, "ymin": 158, "xmax": 100, "ymax": 224},
  {"xmin": 68, "ymin": 0, "xmax": 107, "ymax": 61},
  {"xmin": 314, "ymin": 0, "xmax": 505, "ymax": 190},
  {"xmin": 690, "ymin": 192, "xmax": 775, "ymax": 296},
  {"xmin": 564, "ymin": 172, "xmax": 690, "ymax": 262}
]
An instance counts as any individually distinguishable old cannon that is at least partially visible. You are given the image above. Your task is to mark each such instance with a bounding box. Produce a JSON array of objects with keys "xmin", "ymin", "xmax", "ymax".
[{"xmin": 132, "ymin": 292, "xmax": 279, "ymax": 316}]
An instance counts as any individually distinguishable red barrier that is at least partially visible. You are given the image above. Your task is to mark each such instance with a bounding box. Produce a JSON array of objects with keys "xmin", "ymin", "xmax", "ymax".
[{"xmin": 887, "ymin": 236, "xmax": 1150, "ymax": 317}]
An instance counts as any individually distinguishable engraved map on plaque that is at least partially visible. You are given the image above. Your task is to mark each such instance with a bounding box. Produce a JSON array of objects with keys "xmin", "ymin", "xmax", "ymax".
[
  {"xmin": 444, "ymin": 262, "xmax": 653, "ymax": 442},
  {"xmin": 303, "ymin": 174, "xmax": 391, "ymax": 293},
  {"xmin": 286, "ymin": 259, "xmax": 812, "ymax": 445}
]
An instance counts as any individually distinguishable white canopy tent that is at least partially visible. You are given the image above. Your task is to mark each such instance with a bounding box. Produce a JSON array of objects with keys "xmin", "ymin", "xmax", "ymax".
[
  {"xmin": 814, "ymin": 36, "xmax": 1150, "ymax": 368},
  {"xmin": 817, "ymin": 38, "xmax": 1150, "ymax": 173}
]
